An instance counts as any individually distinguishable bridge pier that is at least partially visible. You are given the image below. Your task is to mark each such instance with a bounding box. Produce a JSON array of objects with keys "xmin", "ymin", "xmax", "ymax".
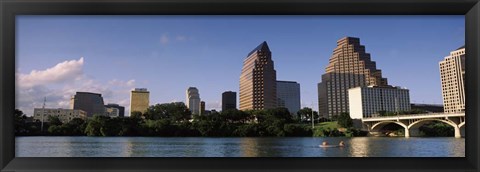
[
  {"xmin": 404, "ymin": 128, "xmax": 410, "ymax": 138},
  {"xmin": 408, "ymin": 128, "xmax": 422, "ymax": 137},
  {"xmin": 454, "ymin": 126, "xmax": 461, "ymax": 138}
]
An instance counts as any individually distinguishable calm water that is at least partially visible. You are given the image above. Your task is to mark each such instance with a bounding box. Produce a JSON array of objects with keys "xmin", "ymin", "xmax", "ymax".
[{"xmin": 15, "ymin": 136, "xmax": 464, "ymax": 157}]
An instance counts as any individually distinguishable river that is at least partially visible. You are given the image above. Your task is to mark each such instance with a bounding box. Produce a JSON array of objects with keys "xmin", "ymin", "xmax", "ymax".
[{"xmin": 15, "ymin": 136, "xmax": 464, "ymax": 157}]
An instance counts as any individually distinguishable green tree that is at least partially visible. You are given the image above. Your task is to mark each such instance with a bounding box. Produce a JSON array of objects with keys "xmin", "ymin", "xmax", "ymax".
[
  {"xmin": 142, "ymin": 119, "xmax": 174, "ymax": 136},
  {"xmin": 63, "ymin": 118, "xmax": 87, "ymax": 135},
  {"xmin": 84, "ymin": 115, "xmax": 108, "ymax": 136},
  {"xmin": 221, "ymin": 109, "xmax": 252, "ymax": 124},
  {"xmin": 297, "ymin": 107, "xmax": 319, "ymax": 122},
  {"xmin": 14, "ymin": 109, "xmax": 28, "ymax": 135},
  {"xmin": 337, "ymin": 112, "xmax": 353, "ymax": 128},
  {"xmin": 130, "ymin": 111, "xmax": 143, "ymax": 119},
  {"xmin": 48, "ymin": 116, "xmax": 63, "ymax": 126},
  {"xmin": 284, "ymin": 124, "xmax": 312, "ymax": 137},
  {"xmin": 118, "ymin": 117, "xmax": 143, "ymax": 136},
  {"xmin": 254, "ymin": 108, "xmax": 294, "ymax": 136},
  {"xmin": 233, "ymin": 123, "xmax": 260, "ymax": 137},
  {"xmin": 101, "ymin": 116, "xmax": 122, "ymax": 136},
  {"xmin": 144, "ymin": 102, "xmax": 192, "ymax": 122}
]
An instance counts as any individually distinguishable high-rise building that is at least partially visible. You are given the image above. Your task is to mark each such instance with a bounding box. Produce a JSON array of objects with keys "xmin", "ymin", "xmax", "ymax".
[
  {"xmin": 439, "ymin": 46, "xmax": 465, "ymax": 113},
  {"xmin": 70, "ymin": 92, "xmax": 105, "ymax": 117},
  {"xmin": 222, "ymin": 91, "xmax": 237, "ymax": 111},
  {"xmin": 276, "ymin": 81, "xmax": 301, "ymax": 115},
  {"xmin": 186, "ymin": 87, "xmax": 201, "ymax": 115},
  {"xmin": 130, "ymin": 88, "xmax": 150, "ymax": 115},
  {"xmin": 200, "ymin": 101, "xmax": 205, "ymax": 115},
  {"xmin": 239, "ymin": 41, "xmax": 277, "ymax": 110},
  {"xmin": 318, "ymin": 37, "xmax": 389, "ymax": 118},
  {"xmin": 348, "ymin": 86, "xmax": 410, "ymax": 119},
  {"xmin": 104, "ymin": 103, "xmax": 125, "ymax": 117},
  {"xmin": 34, "ymin": 108, "xmax": 87, "ymax": 123}
]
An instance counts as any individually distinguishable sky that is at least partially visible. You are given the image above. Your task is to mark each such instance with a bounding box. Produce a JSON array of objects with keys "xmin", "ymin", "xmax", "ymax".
[{"xmin": 16, "ymin": 15, "xmax": 465, "ymax": 116}]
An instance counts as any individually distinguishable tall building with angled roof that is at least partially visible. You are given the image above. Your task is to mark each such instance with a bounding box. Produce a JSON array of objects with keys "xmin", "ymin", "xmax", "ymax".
[
  {"xmin": 318, "ymin": 37, "xmax": 389, "ymax": 118},
  {"xmin": 439, "ymin": 46, "xmax": 465, "ymax": 113},
  {"xmin": 239, "ymin": 41, "xmax": 277, "ymax": 110}
]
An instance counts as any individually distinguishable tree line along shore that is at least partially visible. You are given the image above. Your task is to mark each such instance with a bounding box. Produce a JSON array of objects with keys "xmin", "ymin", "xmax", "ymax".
[{"xmin": 14, "ymin": 102, "xmax": 453, "ymax": 137}]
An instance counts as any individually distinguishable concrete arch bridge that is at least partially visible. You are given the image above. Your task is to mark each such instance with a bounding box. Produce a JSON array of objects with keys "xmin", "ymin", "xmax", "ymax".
[{"xmin": 362, "ymin": 112, "xmax": 465, "ymax": 138}]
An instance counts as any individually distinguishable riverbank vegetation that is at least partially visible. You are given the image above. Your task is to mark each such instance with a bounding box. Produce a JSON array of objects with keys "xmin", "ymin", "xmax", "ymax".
[
  {"xmin": 13, "ymin": 103, "xmax": 451, "ymax": 137},
  {"xmin": 15, "ymin": 104, "xmax": 313, "ymax": 137}
]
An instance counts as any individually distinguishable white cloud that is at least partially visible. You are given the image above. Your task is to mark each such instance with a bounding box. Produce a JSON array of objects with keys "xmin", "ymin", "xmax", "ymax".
[
  {"xmin": 206, "ymin": 101, "xmax": 221, "ymax": 111},
  {"xmin": 126, "ymin": 80, "xmax": 136, "ymax": 87},
  {"xmin": 17, "ymin": 57, "xmax": 84, "ymax": 88},
  {"xmin": 16, "ymin": 57, "xmax": 136, "ymax": 116}
]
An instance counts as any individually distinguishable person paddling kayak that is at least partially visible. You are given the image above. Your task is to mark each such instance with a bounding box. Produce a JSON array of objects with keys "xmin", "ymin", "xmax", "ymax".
[{"xmin": 319, "ymin": 141, "xmax": 345, "ymax": 148}]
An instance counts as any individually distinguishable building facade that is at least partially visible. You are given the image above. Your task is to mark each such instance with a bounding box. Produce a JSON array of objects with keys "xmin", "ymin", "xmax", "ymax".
[
  {"xmin": 186, "ymin": 87, "xmax": 201, "ymax": 115},
  {"xmin": 318, "ymin": 37, "xmax": 389, "ymax": 119},
  {"xmin": 104, "ymin": 103, "xmax": 125, "ymax": 117},
  {"xmin": 276, "ymin": 81, "xmax": 301, "ymax": 115},
  {"xmin": 104, "ymin": 107, "xmax": 119, "ymax": 118},
  {"xmin": 130, "ymin": 88, "xmax": 150, "ymax": 115},
  {"xmin": 200, "ymin": 101, "xmax": 205, "ymax": 115},
  {"xmin": 439, "ymin": 46, "xmax": 465, "ymax": 113},
  {"xmin": 70, "ymin": 92, "xmax": 105, "ymax": 117},
  {"xmin": 222, "ymin": 91, "xmax": 237, "ymax": 111},
  {"xmin": 239, "ymin": 41, "xmax": 277, "ymax": 110},
  {"xmin": 348, "ymin": 86, "xmax": 410, "ymax": 119},
  {"xmin": 33, "ymin": 108, "xmax": 87, "ymax": 123}
]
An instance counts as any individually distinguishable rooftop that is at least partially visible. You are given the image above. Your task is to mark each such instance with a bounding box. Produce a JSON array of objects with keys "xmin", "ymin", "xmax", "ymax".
[
  {"xmin": 411, "ymin": 103, "xmax": 444, "ymax": 107},
  {"xmin": 132, "ymin": 88, "xmax": 149, "ymax": 92},
  {"xmin": 276, "ymin": 80, "xmax": 299, "ymax": 84},
  {"xmin": 75, "ymin": 92, "xmax": 102, "ymax": 96},
  {"xmin": 247, "ymin": 41, "xmax": 270, "ymax": 57}
]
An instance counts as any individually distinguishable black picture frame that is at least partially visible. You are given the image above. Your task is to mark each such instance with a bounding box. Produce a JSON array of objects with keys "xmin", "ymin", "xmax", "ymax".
[{"xmin": 1, "ymin": 0, "xmax": 479, "ymax": 171}]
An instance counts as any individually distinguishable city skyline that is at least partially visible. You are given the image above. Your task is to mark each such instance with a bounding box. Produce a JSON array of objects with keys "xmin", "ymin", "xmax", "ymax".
[{"xmin": 16, "ymin": 16, "xmax": 464, "ymax": 116}]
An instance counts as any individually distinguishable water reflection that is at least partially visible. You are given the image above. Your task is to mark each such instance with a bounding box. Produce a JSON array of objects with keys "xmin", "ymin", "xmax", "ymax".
[
  {"xmin": 15, "ymin": 136, "xmax": 465, "ymax": 157},
  {"xmin": 349, "ymin": 137, "xmax": 371, "ymax": 157},
  {"xmin": 240, "ymin": 138, "xmax": 259, "ymax": 157}
]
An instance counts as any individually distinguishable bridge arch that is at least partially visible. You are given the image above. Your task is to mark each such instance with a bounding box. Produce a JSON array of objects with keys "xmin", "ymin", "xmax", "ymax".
[
  {"xmin": 407, "ymin": 118, "xmax": 461, "ymax": 138},
  {"xmin": 370, "ymin": 121, "xmax": 409, "ymax": 137},
  {"xmin": 407, "ymin": 118, "xmax": 458, "ymax": 129}
]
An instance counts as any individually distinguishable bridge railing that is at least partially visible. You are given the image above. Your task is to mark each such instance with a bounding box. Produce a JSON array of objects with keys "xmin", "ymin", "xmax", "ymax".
[{"xmin": 362, "ymin": 112, "xmax": 464, "ymax": 119}]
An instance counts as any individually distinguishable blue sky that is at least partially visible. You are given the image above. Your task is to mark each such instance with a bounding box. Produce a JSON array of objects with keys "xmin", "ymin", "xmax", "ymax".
[{"xmin": 16, "ymin": 15, "xmax": 464, "ymax": 116}]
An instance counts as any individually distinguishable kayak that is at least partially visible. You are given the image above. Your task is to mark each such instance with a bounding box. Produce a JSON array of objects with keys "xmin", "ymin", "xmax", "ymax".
[{"xmin": 319, "ymin": 145, "xmax": 343, "ymax": 148}]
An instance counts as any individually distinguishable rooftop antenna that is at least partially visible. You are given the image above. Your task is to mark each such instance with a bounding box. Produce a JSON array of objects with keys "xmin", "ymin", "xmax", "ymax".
[
  {"xmin": 41, "ymin": 97, "xmax": 46, "ymax": 132},
  {"xmin": 311, "ymin": 102, "xmax": 314, "ymax": 129}
]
